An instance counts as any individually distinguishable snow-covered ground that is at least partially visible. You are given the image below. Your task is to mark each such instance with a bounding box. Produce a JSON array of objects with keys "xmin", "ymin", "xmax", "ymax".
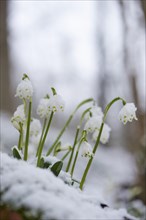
[
  {"xmin": 0, "ymin": 152, "xmax": 137, "ymax": 220},
  {"xmin": 1, "ymin": 112, "xmax": 145, "ymax": 219}
]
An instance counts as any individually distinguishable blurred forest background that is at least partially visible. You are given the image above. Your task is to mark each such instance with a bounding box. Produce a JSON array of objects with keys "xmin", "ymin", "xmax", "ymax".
[{"xmin": 0, "ymin": 0, "xmax": 145, "ymax": 204}]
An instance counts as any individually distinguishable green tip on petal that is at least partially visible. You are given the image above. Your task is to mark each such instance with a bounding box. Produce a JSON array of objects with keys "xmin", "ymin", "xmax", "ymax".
[
  {"xmin": 22, "ymin": 73, "xmax": 29, "ymax": 80},
  {"xmin": 45, "ymin": 94, "xmax": 50, "ymax": 99},
  {"xmin": 51, "ymin": 87, "xmax": 57, "ymax": 95}
]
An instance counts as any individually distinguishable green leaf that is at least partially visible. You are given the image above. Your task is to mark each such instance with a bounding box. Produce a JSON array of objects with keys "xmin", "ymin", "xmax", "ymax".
[
  {"xmin": 39, "ymin": 157, "xmax": 51, "ymax": 169},
  {"xmin": 51, "ymin": 161, "xmax": 63, "ymax": 176},
  {"xmin": 44, "ymin": 161, "xmax": 51, "ymax": 169},
  {"xmin": 12, "ymin": 147, "xmax": 22, "ymax": 160}
]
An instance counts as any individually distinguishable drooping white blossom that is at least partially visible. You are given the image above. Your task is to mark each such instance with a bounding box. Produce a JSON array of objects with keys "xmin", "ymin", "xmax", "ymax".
[
  {"xmin": 85, "ymin": 106, "xmax": 104, "ymax": 120},
  {"xmin": 84, "ymin": 116, "xmax": 102, "ymax": 133},
  {"xmin": 15, "ymin": 76, "xmax": 33, "ymax": 100},
  {"xmin": 50, "ymin": 94, "xmax": 65, "ymax": 112},
  {"xmin": 11, "ymin": 104, "xmax": 26, "ymax": 131},
  {"xmin": 119, "ymin": 103, "xmax": 138, "ymax": 124},
  {"xmin": 30, "ymin": 118, "xmax": 42, "ymax": 136},
  {"xmin": 37, "ymin": 98, "xmax": 51, "ymax": 118},
  {"xmin": 93, "ymin": 123, "xmax": 111, "ymax": 144},
  {"xmin": 81, "ymin": 141, "xmax": 94, "ymax": 158}
]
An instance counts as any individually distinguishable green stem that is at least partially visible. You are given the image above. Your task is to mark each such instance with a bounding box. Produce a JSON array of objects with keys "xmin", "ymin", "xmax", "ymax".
[
  {"xmin": 36, "ymin": 118, "xmax": 47, "ymax": 157},
  {"xmin": 79, "ymin": 108, "xmax": 91, "ymax": 125},
  {"xmin": 103, "ymin": 97, "xmax": 126, "ymax": 121},
  {"xmin": 66, "ymin": 126, "xmax": 80, "ymax": 172},
  {"xmin": 53, "ymin": 141, "xmax": 61, "ymax": 156},
  {"xmin": 18, "ymin": 124, "xmax": 23, "ymax": 150},
  {"xmin": 18, "ymin": 126, "xmax": 22, "ymax": 150},
  {"xmin": 79, "ymin": 97, "xmax": 126, "ymax": 190},
  {"xmin": 79, "ymin": 123, "xmax": 104, "ymax": 190},
  {"xmin": 46, "ymin": 98, "xmax": 93, "ymax": 156},
  {"xmin": 37, "ymin": 112, "xmax": 54, "ymax": 167},
  {"xmin": 61, "ymin": 150, "xmax": 71, "ymax": 161},
  {"xmin": 24, "ymin": 101, "xmax": 32, "ymax": 161},
  {"xmin": 70, "ymin": 131, "xmax": 87, "ymax": 177},
  {"xmin": 23, "ymin": 99, "xmax": 27, "ymax": 115}
]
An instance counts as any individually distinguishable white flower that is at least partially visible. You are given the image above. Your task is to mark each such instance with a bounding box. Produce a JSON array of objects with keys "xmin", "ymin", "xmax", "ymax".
[
  {"xmin": 37, "ymin": 98, "xmax": 51, "ymax": 118},
  {"xmin": 11, "ymin": 105, "xmax": 26, "ymax": 131},
  {"xmin": 85, "ymin": 106, "xmax": 104, "ymax": 120},
  {"xmin": 15, "ymin": 77, "xmax": 33, "ymax": 100},
  {"xmin": 81, "ymin": 141, "xmax": 94, "ymax": 158},
  {"xmin": 93, "ymin": 123, "xmax": 111, "ymax": 144},
  {"xmin": 50, "ymin": 94, "xmax": 65, "ymax": 112},
  {"xmin": 119, "ymin": 103, "xmax": 138, "ymax": 124},
  {"xmin": 84, "ymin": 116, "xmax": 102, "ymax": 133},
  {"xmin": 30, "ymin": 118, "xmax": 42, "ymax": 136}
]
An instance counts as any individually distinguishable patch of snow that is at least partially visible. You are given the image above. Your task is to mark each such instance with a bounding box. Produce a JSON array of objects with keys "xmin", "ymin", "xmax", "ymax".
[
  {"xmin": 59, "ymin": 170, "xmax": 72, "ymax": 185},
  {"xmin": 73, "ymin": 146, "xmax": 137, "ymax": 205},
  {"xmin": 0, "ymin": 153, "xmax": 137, "ymax": 220},
  {"xmin": 43, "ymin": 155, "xmax": 60, "ymax": 165}
]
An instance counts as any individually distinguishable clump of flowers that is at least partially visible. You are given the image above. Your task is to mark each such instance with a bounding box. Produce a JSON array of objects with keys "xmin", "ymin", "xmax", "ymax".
[{"xmin": 11, "ymin": 74, "xmax": 138, "ymax": 190}]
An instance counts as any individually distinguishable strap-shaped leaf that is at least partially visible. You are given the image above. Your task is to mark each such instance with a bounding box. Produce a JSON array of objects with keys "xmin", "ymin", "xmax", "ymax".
[
  {"xmin": 12, "ymin": 147, "xmax": 22, "ymax": 160},
  {"xmin": 51, "ymin": 161, "xmax": 63, "ymax": 176}
]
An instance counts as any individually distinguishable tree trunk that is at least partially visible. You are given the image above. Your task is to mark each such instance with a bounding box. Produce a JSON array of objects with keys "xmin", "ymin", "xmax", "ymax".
[
  {"xmin": 141, "ymin": 0, "xmax": 146, "ymax": 22},
  {"xmin": 0, "ymin": 0, "xmax": 13, "ymax": 113}
]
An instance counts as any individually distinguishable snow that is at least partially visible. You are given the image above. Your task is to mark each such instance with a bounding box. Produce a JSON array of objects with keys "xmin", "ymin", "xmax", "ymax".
[
  {"xmin": 72, "ymin": 146, "xmax": 138, "ymax": 206},
  {"xmin": 0, "ymin": 152, "xmax": 137, "ymax": 220},
  {"xmin": 43, "ymin": 155, "xmax": 60, "ymax": 165}
]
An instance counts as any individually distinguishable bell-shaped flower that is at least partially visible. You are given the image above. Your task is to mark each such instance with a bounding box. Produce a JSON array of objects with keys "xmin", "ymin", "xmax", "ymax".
[
  {"xmin": 119, "ymin": 103, "xmax": 138, "ymax": 124},
  {"xmin": 81, "ymin": 141, "xmax": 94, "ymax": 158},
  {"xmin": 85, "ymin": 106, "xmax": 104, "ymax": 120},
  {"xmin": 93, "ymin": 123, "xmax": 111, "ymax": 144},
  {"xmin": 11, "ymin": 104, "xmax": 26, "ymax": 131},
  {"xmin": 30, "ymin": 118, "xmax": 42, "ymax": 136},
  {"xmin": 84, "ymin": 116, "xmax": 102, "ymax": 133},
  {"xmin": 50, "ymin": 94, "xmax": 65, "ymax": 113},
  {"xmin": 15, "ymin": 75, "xmax": 33, "ymax": 100},
  {"xmin": 37, "ymin": 98, "xmax": 51, "ymax": 118}
]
